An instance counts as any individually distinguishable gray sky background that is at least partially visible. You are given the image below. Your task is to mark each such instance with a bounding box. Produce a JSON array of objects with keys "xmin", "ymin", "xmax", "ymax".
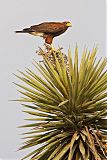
[{"xmin": 0, "ymin": 0, "xmax": 106, "ymax": 159}]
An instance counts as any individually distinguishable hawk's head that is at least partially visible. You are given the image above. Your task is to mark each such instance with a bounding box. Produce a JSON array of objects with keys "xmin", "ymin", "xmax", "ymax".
[{"xmin": 64, "ymin": 21, "xmax": 72, "ymax": 27}]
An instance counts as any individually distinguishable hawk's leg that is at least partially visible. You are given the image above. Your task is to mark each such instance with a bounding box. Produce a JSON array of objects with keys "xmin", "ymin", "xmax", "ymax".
[
  {"xmin": 44, "ymin": 43, "xmax": 56, "ymax": 51},
  {"xmin": 44, "ymin": 43, "xmax": 52, "ymax": 52},
  {"xmin": 51, "ymin": 44, "xmax": 56, "ymax": 52}
]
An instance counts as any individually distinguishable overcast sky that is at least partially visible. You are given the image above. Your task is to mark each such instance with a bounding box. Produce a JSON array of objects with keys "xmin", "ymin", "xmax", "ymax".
[{"xmin": 0, "ymin": 0, "xmax": 106, "ymax": 159}]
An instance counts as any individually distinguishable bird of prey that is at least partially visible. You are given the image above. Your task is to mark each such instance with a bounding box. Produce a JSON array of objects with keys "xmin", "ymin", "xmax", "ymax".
[{"xmin": 16, "ymin": 21, "xmax": 72, "ymax": 47}]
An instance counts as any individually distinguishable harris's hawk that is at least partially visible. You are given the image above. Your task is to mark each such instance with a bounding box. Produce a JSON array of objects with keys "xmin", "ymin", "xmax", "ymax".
[{"xmin": 16, "ymin": 21, "xmax": 72, "ymax": 45}]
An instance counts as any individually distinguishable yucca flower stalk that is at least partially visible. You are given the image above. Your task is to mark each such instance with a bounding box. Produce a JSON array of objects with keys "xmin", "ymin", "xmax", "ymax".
[{"xmin": 14, "ymin": 46, "xmax": 107, "ymax": 160}]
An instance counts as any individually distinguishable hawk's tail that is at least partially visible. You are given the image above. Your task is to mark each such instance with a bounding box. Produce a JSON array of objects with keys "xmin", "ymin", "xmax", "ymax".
[
  {"xmin": 15, "ymin": 30, "xmax": 24, "ymax": 33},
  {"xmin": 15, "ymin": 28, "xmax": 32, "ymax": 33}
]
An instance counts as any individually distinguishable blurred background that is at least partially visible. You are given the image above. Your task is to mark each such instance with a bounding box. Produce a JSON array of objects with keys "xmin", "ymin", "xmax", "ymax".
[{"xmin": 0, "ymin": 0, "xmax": 106, "ymax": 159}]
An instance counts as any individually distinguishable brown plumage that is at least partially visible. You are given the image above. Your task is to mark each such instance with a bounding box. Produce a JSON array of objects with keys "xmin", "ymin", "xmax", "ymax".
[{"xmin": 16, "ymin": 21, "xmax": 72, "ymax": 44}]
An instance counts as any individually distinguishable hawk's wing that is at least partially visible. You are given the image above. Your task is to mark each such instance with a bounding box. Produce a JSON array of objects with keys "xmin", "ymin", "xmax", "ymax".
[{"xmin": 30, "ymin": 22, "xmax": 65, "ymax": 33}]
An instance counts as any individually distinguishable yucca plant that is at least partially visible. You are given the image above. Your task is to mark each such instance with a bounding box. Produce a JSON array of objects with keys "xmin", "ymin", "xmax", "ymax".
[{"xmin": 14, "ymin": 46, "xmax": 107, "ymax": 160}]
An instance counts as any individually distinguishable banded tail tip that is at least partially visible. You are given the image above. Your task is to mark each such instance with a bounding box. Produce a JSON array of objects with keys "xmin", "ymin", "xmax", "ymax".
[{"xmin": 15, "ymin": 30, "xmax": 23, "ymax": 33}]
